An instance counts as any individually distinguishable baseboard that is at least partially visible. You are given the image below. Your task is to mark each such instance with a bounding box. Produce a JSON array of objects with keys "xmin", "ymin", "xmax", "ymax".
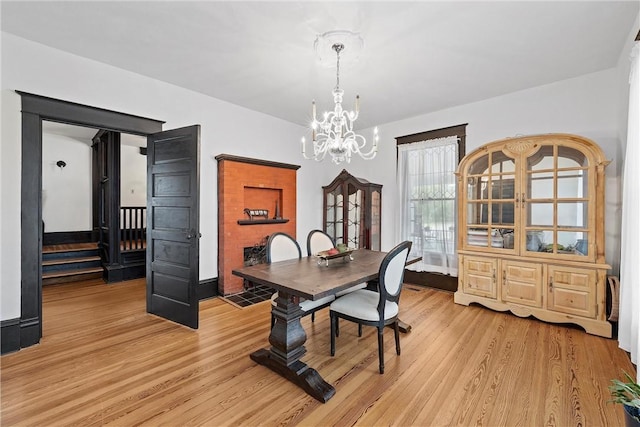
[
  {"xmin": 1, "ymin": 318, "xmax": 20, "ymax": 354},
  {"xmin": 43, "ymin": 230, "xmax": 96, "ymax": 246},
  {"xmin": 104, "ymin": 263, "xmax": 146, "ymax": 283},
  {"xmin": 198, "ymin": 278, "xmax": 218, "ymax": 300},
  {"xmin": 1, "ymin": 316, "xmax": 41, "ymax": 355},
  {"xmin": 404, "ymin": 270, "xmax": 458, "ymax": 292}
]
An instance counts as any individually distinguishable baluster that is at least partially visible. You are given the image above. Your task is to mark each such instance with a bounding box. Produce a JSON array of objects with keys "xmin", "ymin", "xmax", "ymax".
[
  {"xmin": 127, "ymin": 208, "xmax": 133, "ymax": 250},
  {"xmin": 135, "ymin": 207, "xmax": 141, "ymax": 249}
]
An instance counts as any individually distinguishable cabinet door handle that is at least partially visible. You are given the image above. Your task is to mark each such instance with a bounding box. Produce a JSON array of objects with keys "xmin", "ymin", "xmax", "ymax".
[
  {"xmin": 549, "ymin": 276, "xmax": 554, "ymax": 291},
  {"xmin": 502, "ymin": 270, "xmax": 506, "ymax": 286}
]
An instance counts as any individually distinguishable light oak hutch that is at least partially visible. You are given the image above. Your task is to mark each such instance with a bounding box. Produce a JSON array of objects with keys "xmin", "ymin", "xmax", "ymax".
[{"xmin": 454, "ymin": 133, "xmax": 611, "ymax": 337}]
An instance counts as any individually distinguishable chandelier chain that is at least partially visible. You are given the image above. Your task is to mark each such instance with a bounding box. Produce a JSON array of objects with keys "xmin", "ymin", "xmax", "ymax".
[{"xmin": 333, "ymin": 43, "xmax": 343, "ymax": 90}]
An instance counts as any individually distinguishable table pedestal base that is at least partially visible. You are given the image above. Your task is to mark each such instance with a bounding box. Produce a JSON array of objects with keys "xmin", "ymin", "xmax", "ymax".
[
  {"xmin": 250, "ymin": 349, "xmax": 335, "ymax": 403},
  {"xmin": 251, "ymin": 291, "xmax": 336, "ymax": 403}
]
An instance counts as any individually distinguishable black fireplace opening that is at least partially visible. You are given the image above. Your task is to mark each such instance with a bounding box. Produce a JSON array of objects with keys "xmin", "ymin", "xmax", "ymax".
[
  {"xmin": 221, "ymin": 240, "xmax": 276, "ymax": 308},
  {"xmin": 244, "ymin": 244, "xmax": 267, "ymax": 267}
]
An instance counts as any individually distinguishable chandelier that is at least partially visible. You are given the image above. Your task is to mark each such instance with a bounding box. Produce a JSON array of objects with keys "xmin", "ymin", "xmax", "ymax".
[{"xmin": 301, "ymin": 32, "xmax": 378, "ymax": 165}]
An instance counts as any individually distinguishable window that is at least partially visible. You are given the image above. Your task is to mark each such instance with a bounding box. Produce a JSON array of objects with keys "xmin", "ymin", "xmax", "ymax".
[{"xmin": 396, "ymin": 124, "xmax": 466, "ymax": 277}]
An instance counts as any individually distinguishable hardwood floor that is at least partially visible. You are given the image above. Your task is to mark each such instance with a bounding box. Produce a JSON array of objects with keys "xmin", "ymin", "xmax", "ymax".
[{"xmin": 1, "ymin": 278, "xmax": 635, "ymax": 426}]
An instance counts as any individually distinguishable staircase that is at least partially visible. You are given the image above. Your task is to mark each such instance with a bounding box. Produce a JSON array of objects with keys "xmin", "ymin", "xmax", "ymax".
[{"xmin": 42, "ymin": 245, "xmax": 103, "ymax": 285}]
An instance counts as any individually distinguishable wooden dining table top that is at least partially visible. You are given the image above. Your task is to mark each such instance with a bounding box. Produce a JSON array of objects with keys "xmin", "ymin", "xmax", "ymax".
[{"xmin": 232, "ymin": 249, "xmax": 388, "ymax": 300}]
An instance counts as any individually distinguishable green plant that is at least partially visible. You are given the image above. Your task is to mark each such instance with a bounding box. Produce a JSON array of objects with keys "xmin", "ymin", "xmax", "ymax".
[{"xmin": 610, "ymin": 371, "xmax": 640, "ymax": 422}]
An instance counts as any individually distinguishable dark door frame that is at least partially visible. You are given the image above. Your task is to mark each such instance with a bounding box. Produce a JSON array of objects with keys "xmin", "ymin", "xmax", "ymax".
[{"xmin": 16, "ymin": 91, "xmax": 164, "ymax": 351}]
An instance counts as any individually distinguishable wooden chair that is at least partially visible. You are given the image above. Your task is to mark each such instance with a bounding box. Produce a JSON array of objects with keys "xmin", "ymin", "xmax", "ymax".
[
  {"xmin": 329, "ymin": 240, "xmax": 412, "ymax": 374},
  {"xmin": 267, "ymin": 232, "xmax": 335, "ymax": 327}
]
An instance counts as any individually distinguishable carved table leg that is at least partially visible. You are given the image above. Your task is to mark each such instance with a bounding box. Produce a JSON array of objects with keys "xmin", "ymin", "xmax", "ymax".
[{"xmin": 250, "ymin": 290, "xmax": 336, "ymax": 403}]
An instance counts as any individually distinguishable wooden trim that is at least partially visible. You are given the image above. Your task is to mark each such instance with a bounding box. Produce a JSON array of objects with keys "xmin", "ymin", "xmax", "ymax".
[
  {"xmin": 17, "ymin": 91, "xmax": 164, "ymax": 352},
  {"xmin": 21, "ymin": 111, "xmax": 43, "ymax": 348},
  {"xmin": 395, "ymin": 123, "xmax": 467, "ymax": 143},
  {"xmin": 17, "ymin": 91, "xmax": 164, "ymax": 134},
  {"xmin": 43, "ymin": 231, "xmax": 95, "ymax": 246},
  {"xmin": 197, "ymin": 278, "xmax": 218, "ymax": 300},
  {"xmin": 404, "ymin": 270, "xmax": 458, "ymax": 292},
  {"xmin": 215, "ymin": 154, "xmax": 301, "ymax": 170},
  {"xmin": 1, "ymin": 318, "xmax": 20, "ymax": 355},
  {"xmin": 395, "ymin": 123, "xmax": 467, "ymax": 161}
]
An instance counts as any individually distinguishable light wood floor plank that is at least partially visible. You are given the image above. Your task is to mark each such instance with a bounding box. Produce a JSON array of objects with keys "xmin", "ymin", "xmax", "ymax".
[{"xmin": 1, "ymin": 279, "xmax": 635, "ymax": 426}]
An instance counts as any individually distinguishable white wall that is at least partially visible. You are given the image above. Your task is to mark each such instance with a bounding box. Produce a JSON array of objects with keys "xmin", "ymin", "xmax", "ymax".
[
  {"xmin": 42, "ymin": 133, "xmax": 92, "ymax": 232},
  {"xmin": 351, "ymin": 68, "xmax": 623, "ymax": 272},
  {"xmin": 120, "ymin": 144, "xmax": 147, "ymax": 208},
  {"xmin": 1, "ymin": 32, "xmax": 323, "ymax": 321}
]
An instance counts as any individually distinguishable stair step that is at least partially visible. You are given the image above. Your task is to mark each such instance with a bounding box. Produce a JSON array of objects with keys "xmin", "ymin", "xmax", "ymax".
[
  {"xmin": 43, "ymin": 256, "xmax": 101, "ymax": 266},
  {"xmin": 42, "ymin": 255, "xmax": 102, "ymax": 274},
  {"xmin": 43, "ymin": 266, "xmax": 103, "ymax": 279},
  {"xmin": 43, "ymin": 267, "xmax": 103, "ymax": 285},
  {"xmin": 43, "ymin": 248, "xmax": 100, "ymax": 261}
]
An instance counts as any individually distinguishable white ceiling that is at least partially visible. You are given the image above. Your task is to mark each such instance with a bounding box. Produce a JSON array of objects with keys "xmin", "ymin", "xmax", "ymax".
[{"xmin": 2, "ymin": 1, "xmax": 638, "ymax": 129}]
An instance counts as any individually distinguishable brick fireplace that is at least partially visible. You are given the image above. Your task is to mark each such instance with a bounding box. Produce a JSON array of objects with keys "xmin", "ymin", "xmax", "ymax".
[{"xmin": 216, "ymin": 154, "xmax": 299, "ymax": 295}]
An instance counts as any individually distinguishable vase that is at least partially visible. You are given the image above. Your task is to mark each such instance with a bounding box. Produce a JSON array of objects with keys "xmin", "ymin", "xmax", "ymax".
[{"xmin": 624, "ymin": 404, "xmax": 640, "ymax": 427}]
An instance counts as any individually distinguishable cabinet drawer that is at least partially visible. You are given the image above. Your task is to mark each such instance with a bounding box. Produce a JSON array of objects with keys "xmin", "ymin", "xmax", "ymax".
[
  {"xmin": 502, "ymin": 260, "xmax": 542, "ymax": 308},
  {"xmin": 547, "ymin": 265, "xmax": 596, "ymax": 317},
  {"xmin": 462, "ymin": 256, "xmax": 497, "ymax": 299}
]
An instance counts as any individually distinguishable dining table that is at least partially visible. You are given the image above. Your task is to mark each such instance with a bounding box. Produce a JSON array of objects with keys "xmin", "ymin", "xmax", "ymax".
[
  {"xmin": 232, "ymin": 248, "xmax": 415, "ymax": 403},
  {"xmin": 232, "ymin": 249, "xmax": 386, "ymax": 403}
]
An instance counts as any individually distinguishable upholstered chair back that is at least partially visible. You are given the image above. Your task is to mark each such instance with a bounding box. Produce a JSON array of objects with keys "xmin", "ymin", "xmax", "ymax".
[
  {"xmin": 306, "ymin": 229, "xmax": 335, "ymax": 256},
  {"xmin": 266, "ymin": 232, "xmax": 301, "ymax": 263}
]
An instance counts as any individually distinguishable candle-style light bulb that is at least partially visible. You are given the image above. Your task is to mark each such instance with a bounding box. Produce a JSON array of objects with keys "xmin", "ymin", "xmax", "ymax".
[
  {"xmin": 355, "ymin": 95, "xmax": 360, "ymax": 113},
  {"xmin": 312, "ymin": 100, "xmax": 316, "ymax": 119}
]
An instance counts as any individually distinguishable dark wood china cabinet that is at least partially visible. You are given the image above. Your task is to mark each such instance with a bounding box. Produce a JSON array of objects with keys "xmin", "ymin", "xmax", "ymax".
[{"xmin": 323, "ymin": 170, "xmax": 382, "ymax": 250}]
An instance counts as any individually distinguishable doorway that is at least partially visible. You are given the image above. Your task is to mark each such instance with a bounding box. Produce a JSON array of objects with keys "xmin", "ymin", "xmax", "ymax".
[
  {"xmin": 41, "ymin": 122, "xmax": 148, "ymax": 285},
  {"xmin": 17, "ymin": 91, "xmax": 164, "ymax": 351}
]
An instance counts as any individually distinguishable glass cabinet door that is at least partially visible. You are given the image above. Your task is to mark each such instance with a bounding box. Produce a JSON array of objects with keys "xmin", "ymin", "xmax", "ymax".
[
  {"xmin": 524, "ymin": 145, "xmax": 590, "ymax": 258},
  {"xmin": 323, "ymin": 170, "xmax": 382, "ymax": 250},
  {"xmin": 465, "ymin": 151, "xmax": 516, "ymax": 250},
  {"xmin": 325, "ymin": 188, "xmax": 343, "ymax": 244},
  {"xmin": 370, "ymin": 189, "xmax": 381, "ymax": 251},
  {"xmin": 346, "ymin": 185, "xmax": 362, "ymax": 248}
]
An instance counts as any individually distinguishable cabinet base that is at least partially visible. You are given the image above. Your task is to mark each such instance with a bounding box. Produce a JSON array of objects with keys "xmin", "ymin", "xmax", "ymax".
[{"xmin": 454, "ymin": 291, "xmax": 612, "ymax": 338}]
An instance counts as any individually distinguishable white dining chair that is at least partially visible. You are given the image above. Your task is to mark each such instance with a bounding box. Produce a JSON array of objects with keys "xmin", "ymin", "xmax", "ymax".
[
  {"xmin": 329, "ymin": 240, "xmax": 412, "ymax": 374},
  {"xmin": 267, "ymin": 232, "xmax": 334, "ymax": 327},
  {"xmin": 306, "ymin": 229, "xmax": 366, "ymax": 298}
]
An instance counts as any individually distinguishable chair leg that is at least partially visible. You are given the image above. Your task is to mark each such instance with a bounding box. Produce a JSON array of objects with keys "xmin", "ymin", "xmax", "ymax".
[
  {"xmin": 377, "ymin": 327, "xmax": 384, "ymax": 374},
  {"xmin": 335, "ymin": 317, "xmax": 339, "ymax": 337},
  {"xmin": 394, "ymin": 321, "xmax": 401, "ymax": 355},
  {"xmin": 311, "ymin": 312, "xmax": 315, "ymax": 322},
  {"xmin": 271, "ymin": 314, "xmax": 275, "ymax": 329},
  {"xmin": 330, "ymin": 314, "xmax": 336, "ymax": 356},
  {"xmin": 358, "ymin": 323, "xmax": 362, "ymax": 337}
]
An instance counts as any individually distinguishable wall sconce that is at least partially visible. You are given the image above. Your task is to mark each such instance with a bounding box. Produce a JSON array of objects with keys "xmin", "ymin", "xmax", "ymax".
[{"xmin": 56, "ymin": 160, "xmax": 66, "ymax": 169}]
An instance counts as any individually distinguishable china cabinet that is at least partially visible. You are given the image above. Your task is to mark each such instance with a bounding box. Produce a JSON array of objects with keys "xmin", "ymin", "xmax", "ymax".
[
  {"xmin": 323, "ymin": 170, "xmax": 382, "ymax": 250},
  {"xmin": 454, "ymin": 134, "xmax": 611, "ymax": 337}
]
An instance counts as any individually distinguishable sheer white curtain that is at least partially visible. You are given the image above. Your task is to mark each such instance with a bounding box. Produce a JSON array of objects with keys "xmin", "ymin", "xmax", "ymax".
[
  {"xmin": 619, "ymin": 41, "xmax": 640, "ymax": 374},
  {"xmin": 397, "ymin": 136, "xmax": 458, "ymax": 275}
]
